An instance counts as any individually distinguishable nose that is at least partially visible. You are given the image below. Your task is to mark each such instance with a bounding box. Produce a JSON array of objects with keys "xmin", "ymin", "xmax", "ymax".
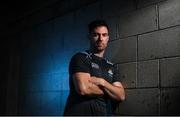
[{"xmin": 98, "ymin": 34, "xmax": 103, "ymax": 41}]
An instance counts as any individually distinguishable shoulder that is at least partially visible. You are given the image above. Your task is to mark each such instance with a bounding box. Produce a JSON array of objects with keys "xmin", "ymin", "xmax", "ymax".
[{"xmin": 71, "ymin": 51, "xmax": 92, "ymax": 62}]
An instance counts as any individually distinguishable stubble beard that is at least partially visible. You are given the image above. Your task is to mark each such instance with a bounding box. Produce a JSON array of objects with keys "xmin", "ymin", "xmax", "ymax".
[{"xmin": 93, "ymin": 44, "xmax": 107, "ymax": 53}]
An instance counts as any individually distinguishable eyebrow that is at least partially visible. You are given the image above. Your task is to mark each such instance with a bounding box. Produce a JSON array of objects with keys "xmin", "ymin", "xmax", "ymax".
[{"xmin": 92, "ymin": 32, "xmax": 108, "ymax": 34}]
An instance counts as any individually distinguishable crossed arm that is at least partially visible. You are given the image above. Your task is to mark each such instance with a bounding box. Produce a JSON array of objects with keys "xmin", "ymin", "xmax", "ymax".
[{"xmin": 73, "ymin": 72, "xmax": 125, "ymax": 101}]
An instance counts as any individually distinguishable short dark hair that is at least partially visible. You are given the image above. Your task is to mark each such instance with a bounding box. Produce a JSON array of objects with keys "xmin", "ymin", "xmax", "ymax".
[{"xmin": 88, "ymin": 20, "xmax": 109, "ymax": 33}]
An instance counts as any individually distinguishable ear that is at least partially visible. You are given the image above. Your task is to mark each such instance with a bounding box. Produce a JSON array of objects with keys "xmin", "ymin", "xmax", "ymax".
[{"xmin": 107, "ymin": 35, "xmax": 110, "ymax": 41}]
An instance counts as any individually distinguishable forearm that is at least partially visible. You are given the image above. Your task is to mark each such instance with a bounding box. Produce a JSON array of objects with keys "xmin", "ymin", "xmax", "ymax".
[
  {"xmin": 103, "ymin": 80, "xmax": 125, "ymax": 101},
  {"xmin": 83, "ymin": 79, "xmax": 104, "ymax": 96},
  {"xmin": 90, "ymin": 77, "xmax": 125, "ymax": 101},
  {"xmin": 73, "ymin": 73, "xmax": 104, "ymax": 97}
]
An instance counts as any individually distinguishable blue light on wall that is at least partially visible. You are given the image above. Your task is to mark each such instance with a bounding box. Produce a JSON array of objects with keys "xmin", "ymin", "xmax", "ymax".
[
  {"xmin": 19, "ymin": 12, "xmax": 90, "ymax": 115},
  {"xmin": 19, "ymin": 48, "xmax": 72, "ymax": 115}
]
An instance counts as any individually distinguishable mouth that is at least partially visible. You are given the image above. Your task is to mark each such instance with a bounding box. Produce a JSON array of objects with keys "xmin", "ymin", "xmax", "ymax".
[{"xmin": 96, "ymin": 43, "xmax": 103, "ymax": 47}]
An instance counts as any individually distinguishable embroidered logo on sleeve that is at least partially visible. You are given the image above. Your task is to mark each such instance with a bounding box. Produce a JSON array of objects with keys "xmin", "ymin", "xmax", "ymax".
[{"xmin": 91, "ymin": 62, "xmax": 99, "ymax": 69}]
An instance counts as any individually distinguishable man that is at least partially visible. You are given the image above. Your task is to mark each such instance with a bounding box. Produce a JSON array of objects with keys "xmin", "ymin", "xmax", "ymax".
[{"xmin": 63, "ymin": 20, "xmax": 125, "ymax": 116}]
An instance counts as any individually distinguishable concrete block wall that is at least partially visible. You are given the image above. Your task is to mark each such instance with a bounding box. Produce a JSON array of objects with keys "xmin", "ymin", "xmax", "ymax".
[
  {"xmin": 105, "ymin": 0, "xmax": 180, "ymax": 115},
  {"xmin": 7, "ymin": 0, "xmax": 179, "ymax": 115}
]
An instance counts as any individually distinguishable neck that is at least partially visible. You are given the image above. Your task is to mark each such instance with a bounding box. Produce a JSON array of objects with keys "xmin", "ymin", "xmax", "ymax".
[
  {"xmin": 89, "ymin": 49, "xmax": 104, "ymax": 58},
  {"xmin": 94, "ymin": 52, "xmax": 104, "ymax": 58}
]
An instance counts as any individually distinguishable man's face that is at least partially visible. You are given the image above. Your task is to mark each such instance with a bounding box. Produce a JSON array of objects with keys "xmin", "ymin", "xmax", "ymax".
[{"xmin": 89, "ymin": 26, "xmax": 109, "ymax": 52}]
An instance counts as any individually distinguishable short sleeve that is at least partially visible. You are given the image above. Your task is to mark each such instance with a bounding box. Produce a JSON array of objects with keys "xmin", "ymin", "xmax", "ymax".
[
  {"xmin": 112, "ymin": 64, "xmax": 121, "ymax": 83},
  {"xmin": 69, "ymin": 53, "xmax": 91, "ymax": 75}
]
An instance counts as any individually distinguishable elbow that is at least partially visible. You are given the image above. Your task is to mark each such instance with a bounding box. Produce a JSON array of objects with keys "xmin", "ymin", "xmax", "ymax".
[
  {"xmin": 74, "ymin": 82, "xmax": 90, "ymax": 96},
  {"xmin": 119, "ymin": 88, "xmax": 126, "ymax": 101},
  {"xmin": 120, "ymin": 94, "xmax": 126, "ymax": 101},
  {"xmin": 117, "ymin": 93, "xmax": 126, "ymax": 101},
  {"xmin": 79, "ymin": 90, "xmax": 87, "ymax": 96},
  {"xmin": 116, "ymin": 96, "xmax": 125, "ymax": 101},
  {"xmin": 78, "ymin": 87, "xmax": 89, "ymax": 96},
  {"xmin": 121, "ymin": 92, "xmax": 126, "ymax": 101}
]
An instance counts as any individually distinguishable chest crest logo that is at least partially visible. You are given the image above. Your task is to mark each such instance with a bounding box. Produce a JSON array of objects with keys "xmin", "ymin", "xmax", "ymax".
[
  {"xmin": 91, "ymin": 62, "xmax": 99, "ymax": 69},
  {"xmin": 108, "ymin": 69, "xmax": 113, "ymax": 77}
]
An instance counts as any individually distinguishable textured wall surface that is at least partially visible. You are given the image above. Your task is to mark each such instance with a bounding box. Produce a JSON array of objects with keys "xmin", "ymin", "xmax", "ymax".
[
  {"xmin": 105, "ymin": 0, "xmax": 180, "ymax": 115},
  {"xmin": 5, "ymin": 0, "xmax": 180, "ymax": 115}
]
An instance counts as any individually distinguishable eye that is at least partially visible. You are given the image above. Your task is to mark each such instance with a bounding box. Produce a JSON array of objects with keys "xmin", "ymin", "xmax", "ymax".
[
  {"xmin": 92, "ymin": 33, "xmax": 99, "ymax": 37},
  {"xmin": 102, "ymin": 33, "xmax": 109, "ymax": 37}
]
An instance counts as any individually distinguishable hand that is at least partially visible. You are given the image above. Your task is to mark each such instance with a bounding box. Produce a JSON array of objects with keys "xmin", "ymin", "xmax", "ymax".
[
  {"xmin": 98, "ymin": 78, "xmax": 105, "ymax": 87},
  {"xmin": 90, "ymin": 77, "xmax": 105, "ymax": 87}
]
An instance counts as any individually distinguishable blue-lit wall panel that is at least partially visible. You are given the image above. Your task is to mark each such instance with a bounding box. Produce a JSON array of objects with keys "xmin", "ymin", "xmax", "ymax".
[
  {"xmin": 18, "ymin": 2, "xmax": 103, "ymax": 114},
  {"xmin": 18, "ymin": 91, "xmax": 69, "ymax": 115},
  {"xmin": 19, "ymin": 2, "xmax": 100, "ymax": 115},
  {"xmin": 19, "ymin": 92, "xmax": 42, "ymax": 115}
]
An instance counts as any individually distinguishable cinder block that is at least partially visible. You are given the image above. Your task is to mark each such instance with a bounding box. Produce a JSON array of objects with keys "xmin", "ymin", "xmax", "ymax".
[
  {"xmin": 138, "ymin": 26, "xmax": 180, "ymax": 61},
  {"xmin": 138, "ymin": 32, "xmax": 161, "ymax": 60},
  {"xmin": 60, "ymin": 72, "xmax": 70, "ymax": 90},
  {"xmin": 159, "ymin": 0, "xmax": 180, "ymax": 29},
  {"xmin": 63, "ymin": 3, "xmax": 100, "ymax": 51},
  {"xmin": 18, "ymin": 92, "xmax": 42, "ymax": 115},
  {"xmin": 53, "ymin": 13, "xmax": 75, "ymax": 51},
  {"xmin": 160, "ymin": 57, "xmax": 180, "ymax": 87},
  {"xmin": 53, "ymin": 13, "xmax": 74, "ymax": 35},
  {"xmin": 20, "ymin": 75, "xmax": 41, "ymax": 92},
  {"xmin": 21, "ymin": 30, "xmax": 54, "ymax": 75},
  {"xmin": 48, "ymin": 36, "xmax": 64, "ymax": 56},
  {"xmin": 106, "ymin": 17, "xmax": 119, "ymax": 41},
  {"xmin": 51, "ymin": 52, "xmax": 71, "ymax": 74},
  {"xmin": 21, "ymin": 73, "xmax": 68, "ymax": 92},
  {"xmin": 59, "ymin": 90, "xmax": 69, "ymax": 115},
  {"xmin": 115, "ymin": 88, "xmax": 159, "ymax": 115},
  {"xmin": 117, "ymin": 5, "xmax": 157, "ymax": 38},
  {"xmin": 102, "ymin": 0, "xmax": 135, "ymax": 18},
  {"xmin": 161, "ymin": 88, "xmax": 180, "ymax": 115},
  {"xmin": 138, "ymin": 0, "xmax": 166, "ymax": 8},
  {"xmin": 35, "ymin": 21, "xmax": 56, "ymax": 55},
  {"xmin": 74, "ymin": 2, "xmax": 101, "ymax": 31},
  {"xmin": 21, "ymin": 74, "xmax": 53, "ymax": 92},
  {"xmin": 160, "ymin": 27, "xmax": 180, "ymax": 58},
  {"xmin": 137, "ymin": 60, "xmax": 159, "ymax": 88},
  {"xmin": 116, "ymin": 62, "xmax": 137, "ymax": 88},
  {"xmin": 18, "ymin": 91, "xmax": 68, "ymax": 116},
  {"xmin": 105, "ymin": 36, "xmax": 137, "ymax": 63},
  {"xmin": 21, "ymin": 54, "xmax": 53, "ymax": 75},
  {"xmin": 43, "ymin": 73, "xmax": 63, "ymax": 91},
  {"xmin": 40, "ymin": 92, "xmax": 61, "ymax": 115}
]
